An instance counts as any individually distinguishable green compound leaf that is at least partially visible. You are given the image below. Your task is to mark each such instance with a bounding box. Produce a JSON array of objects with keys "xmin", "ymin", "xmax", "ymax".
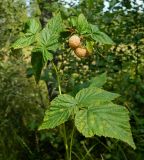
[
  {"xmin": 34, "ymin": 47, "xmax": 53, "ymax": 62},
  {"xmin": 86, "ymin": 40, "xmax": 94, "ymax": 54},
  {"xmin": 75, "ymin": 103, "xmax": 136, "ymax": 149},
  {"xmin": 68, "ymin": 16, "xmax": 78, "ymax": 27},
  {"xmin": 38, "ymin": 28, "xmax": 59, "ymax": 50},
  {"xmin": 75, "ymin": 87, "xmax": 120, "ymax": 106},
  {"xmin": 12, "ymin": 35, "xmax": 35, "ymax": 49},
  {"xmin": 28, "ymin": 18, "xmax": 41, "ymax": 35},
  {"xmin": 89, "ymin": 72, "xmax": 107, "ymax": 88},
  {"xmin": 12, "ymin": 18, "xmax": 41, "ymax": 49},
  {"xmin": 91, "ymin": 31, "xmax": 114, "ymax": 45},
  {"xmin": 70, "ymin": 73, "xmax": 107, "ymax": 96},
  {"xmin": 77, "ymin": 14, "xmax": 91, "ymax": 34},
  {"xmin": 42, "ymin": 48, "xmax": 53, "ymax": 62},
  {"xmin": 37, "ymin": 14, "xmax": 63, "ymax": 50},
  {"xmin": 90, "ymin": 24, "xmax": 99, "ymax": 33},
  {"xmin": 39, "ymin": 94, "xmax": 77, "ymax": 130},
  {"xmin": 46, "ymin": 13, "xmax": 64, "ymax": 35}
]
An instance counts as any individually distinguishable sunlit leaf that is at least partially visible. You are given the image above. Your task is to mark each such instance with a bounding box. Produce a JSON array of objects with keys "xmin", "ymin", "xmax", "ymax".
[
  {"xmin": 12, "ymin": 36, "xmax": 35, "ymax": 49},
  {"xmin": 75, "ymin": 102, "xmax": 136, "ymax": 149},
  {"xmin": 38, "ymin": 28, "xmax": 59, "ymax": 50},
  {"xmin": 12, "ymin": 19, "xmax": 41, "ymax": 49},
  {"xmin": 46, "ymin": 13, "xmax": 64, "ymax": 35},
  {"xmin": 39, "ymin": 94, "xmax": 77, "ymax": 130},
  {"xmin": 28, "ymin": 18, "xmax": 41, "ymax": 34},
  {"xmin": 86, "ymin": 41, "xmax": 94, "ymax": 54},
  {"xmin": 75, "ymin": 87, "xmax": 119, "ymax": 106},
  {"xmin": 77, "ymin": 14, "xmax": 90, "ymax": 34},
  {"xmin": 69, "ymin": 17, "xmax": 78, "ymax": 27}
]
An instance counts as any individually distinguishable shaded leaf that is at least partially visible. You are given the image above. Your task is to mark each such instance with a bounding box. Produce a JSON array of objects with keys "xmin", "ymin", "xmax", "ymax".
[
  {"xmin": 34, "ymin": 47, "xmax": 53, "ymax": 62},
  {"xmin": 109, "ymin": 0, "xmax": 119, "ymax": 9},
  {"xmin": 91, "ymin": 31, "xmax": 114, "ymax": 45},
  {"xmin": 70, "ymin": 82, "xmax": 90, "ymax": 97},
  {"xmin": 75, "ymin": 103, "xmax": 136, "ymax": 149},
  {"xmin": 70, "ymin": 73, "xmax": 107, "ymax": 96},
  {"xmin": 90, "ymin": 24, "xmax": 99, "ymax": 33},
  {"xmin": 26, "ymin": 67, "xmax": 33, "ymax": 78},
  {"xmin": 89, "ymin": 72, "xmax": 107, "ymax": 88},
  {"xmin": 31, "ymin": 49, "xmax": 44, "ymax": 83},
  {"xmin": 42, "ymin": 49, "xmax": 53, "ymax": 62},
  {"xmin": 39, "ymin": 94, "xmax": 77, "ymax": 130}
]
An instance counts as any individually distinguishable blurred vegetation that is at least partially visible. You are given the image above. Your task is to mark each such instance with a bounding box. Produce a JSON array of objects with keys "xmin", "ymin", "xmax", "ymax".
[{"xmin": 0, "ymin": 0, "xmax": 144, "ymax": 160}]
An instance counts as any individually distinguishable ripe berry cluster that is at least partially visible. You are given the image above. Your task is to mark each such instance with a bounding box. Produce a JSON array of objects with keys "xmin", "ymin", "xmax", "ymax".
[{"xmin": 68, "ymin": 35, "xmax": 88, "ymax": 58}]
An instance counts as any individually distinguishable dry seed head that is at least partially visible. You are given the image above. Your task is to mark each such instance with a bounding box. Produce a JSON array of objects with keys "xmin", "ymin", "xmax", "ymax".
[{"xmin": 68, "ymin": 35, "xmax": 81, "ymax": 49}]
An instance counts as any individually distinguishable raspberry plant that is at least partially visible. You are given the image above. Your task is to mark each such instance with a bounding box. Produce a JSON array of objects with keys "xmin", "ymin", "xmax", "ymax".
[{"xmin": 12, "ymin": 13, "xmax": 136, "ymax": 159}]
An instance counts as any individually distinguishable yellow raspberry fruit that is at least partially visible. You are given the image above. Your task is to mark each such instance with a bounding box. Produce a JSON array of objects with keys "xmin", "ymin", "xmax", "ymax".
[
  {"xmin": 68, "ymin": 35, "xmax": 81, "ymax": 49},
  {"xmin": 74, "ymin": 47, "xmax": 87, "ymax": 58}
]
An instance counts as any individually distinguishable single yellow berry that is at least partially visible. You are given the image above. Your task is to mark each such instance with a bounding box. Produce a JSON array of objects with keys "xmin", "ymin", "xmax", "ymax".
[
  {"xmin": 68, "ymin": 35, "xmax": 81, "ymax": 49},
  {"xmin": 74, "ymin": 47, "xmax": 87, "ymax": 58}
]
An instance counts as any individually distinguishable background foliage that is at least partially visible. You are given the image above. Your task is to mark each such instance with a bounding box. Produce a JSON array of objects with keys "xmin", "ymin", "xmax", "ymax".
[{"xmin": 0, "ymin": 0, "xmax": 144, "ymax": 160}]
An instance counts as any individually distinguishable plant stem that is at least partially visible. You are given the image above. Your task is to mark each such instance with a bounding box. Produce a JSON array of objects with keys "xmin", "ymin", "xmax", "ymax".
[
  {"xmin": 52, "ymin": 61, "xmax": 69, "ymax": 160},
  {"xmin": 69, "ymin": 126, "xmax": 75, "ymax": 160},
  {"xmin": 63, "ymin": 124, "xmax": 69, "ymax": 160}
]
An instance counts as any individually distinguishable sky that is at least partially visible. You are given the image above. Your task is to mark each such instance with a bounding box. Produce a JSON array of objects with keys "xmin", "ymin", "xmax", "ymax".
[
  {"xmin": 26, "ymin": 0, "xmax": 144, "ymax": 6},
  {"xmin": 26, "ymin": 0, "xmax": 144, "ymax": 13},
  {"xmin": 102, "ymin": 0, "xmax": 144, "ymax": 12},
  {"xmin": 136, "ymin": 0, "xmax": 144, "ymax": 5}
]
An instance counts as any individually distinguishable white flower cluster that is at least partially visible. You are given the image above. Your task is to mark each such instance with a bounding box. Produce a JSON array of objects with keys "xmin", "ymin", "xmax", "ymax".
[{"xmin": 58, "ymin": 0, "xmax": 80, "ymax": 8}]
